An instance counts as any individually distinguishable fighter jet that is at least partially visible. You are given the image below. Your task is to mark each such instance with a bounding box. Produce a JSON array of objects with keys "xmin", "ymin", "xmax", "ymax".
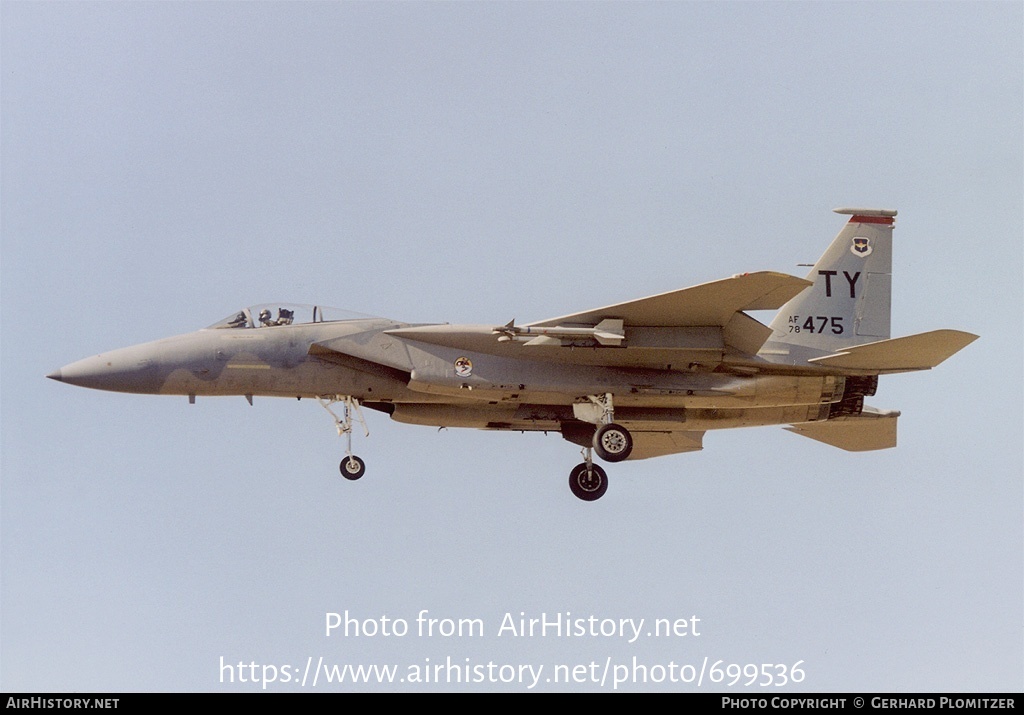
[{"xmin": 48, "ymin": 208, "xmax": 977, "ymax": 501}]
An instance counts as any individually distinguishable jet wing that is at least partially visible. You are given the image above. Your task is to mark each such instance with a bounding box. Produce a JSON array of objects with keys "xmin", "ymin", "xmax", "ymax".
[
  {"xmin": 527, "ymin": 271, "xmax": 811, "ymax": 328},
  {"xmin": 383, "ymin": 273, "xmax": 812, "ymax": 370},
  {"xmin": 807, "ymin": 330, "xmax": 979, "ymax": 373},
  {"xmin": 784, "ymin": 405, "xmax": 899, "ymax": 451}
]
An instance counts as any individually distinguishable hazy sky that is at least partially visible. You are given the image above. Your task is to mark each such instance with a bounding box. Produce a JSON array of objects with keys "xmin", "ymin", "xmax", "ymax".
[{"xmin": 2, "ymin": 1, "xmax": 1021, "ymax": 692}]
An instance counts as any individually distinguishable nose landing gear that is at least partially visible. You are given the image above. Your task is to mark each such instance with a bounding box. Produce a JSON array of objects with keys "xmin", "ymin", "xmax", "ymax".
[
  {"xmin": 319, "ymin": 395, "xmax": 369, "ymax": 481},
  {"xmin": 340, "ymin": 454, "xmax": 366, "ymax": 480}
]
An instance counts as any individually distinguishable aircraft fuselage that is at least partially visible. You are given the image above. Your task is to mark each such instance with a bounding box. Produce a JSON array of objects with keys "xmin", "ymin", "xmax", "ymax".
[{"xmin": 47, "ymin": 209, "xmax": 977, "ymax": 500}]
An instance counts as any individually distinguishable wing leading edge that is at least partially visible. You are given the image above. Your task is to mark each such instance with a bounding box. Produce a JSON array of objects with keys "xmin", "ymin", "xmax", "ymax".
[{"xmin": 527, "ymin": 271, "xmax": 811, "ymax": 328}]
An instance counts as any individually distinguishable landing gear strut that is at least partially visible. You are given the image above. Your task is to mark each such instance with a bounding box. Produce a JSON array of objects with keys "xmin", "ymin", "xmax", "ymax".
[
  {"xmin": 576, "ymin": 392, "xmax": 633, "ymax": 462},
  {"xmin": 568, "ymin": 447, "xmax": 608, "ymax": 501},
  {"xmin": 565, "ymin": 393, "xmax": 635, "ymax": 499},
  {"xmin": 319, "ymin": 395, "xmax": 369, "ymax": 480}
]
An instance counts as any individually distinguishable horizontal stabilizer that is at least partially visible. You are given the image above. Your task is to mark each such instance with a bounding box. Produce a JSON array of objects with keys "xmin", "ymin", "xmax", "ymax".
[
  {"xmin": 626, "ymin": 430, "xmax": 705, "ymax": 460},
  {"xmin": 785, "ymin": 406, "xmax": 899, "ymax": 451},
  {"xmin": 529, "ymin": 272, "xmax": 811, "ymax": 328},
  {"xmin": 807, "ymin": 330, "xmax": 979, "ymax": 373}
]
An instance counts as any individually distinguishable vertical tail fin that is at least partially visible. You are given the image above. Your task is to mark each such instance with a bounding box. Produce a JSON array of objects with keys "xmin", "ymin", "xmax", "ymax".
[{"xmin": 762, "ymin": 208, "xmax": 896, "ymax": 360}]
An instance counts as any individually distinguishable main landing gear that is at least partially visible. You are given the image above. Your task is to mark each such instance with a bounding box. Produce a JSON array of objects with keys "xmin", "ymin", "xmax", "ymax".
[
  {"xmin": 566, "ymin": 393, "xmax": 634, "ymax": 501},
  {"xmin": 569, "ymin": 448, "xmax": 608, "ymax": 501},
  {"xmin": 319, "ymin": 395, "xmax": 369, "ymax": 481},
  {"xmin": 593, "ymin": 422, "xmax": 633, "ymax": 462}
]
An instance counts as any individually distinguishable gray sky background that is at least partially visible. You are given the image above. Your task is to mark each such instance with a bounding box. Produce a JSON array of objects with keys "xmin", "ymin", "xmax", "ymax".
[{"xmin": 2, "ymin": 1, "xmax": 1021, "ymax": 693}]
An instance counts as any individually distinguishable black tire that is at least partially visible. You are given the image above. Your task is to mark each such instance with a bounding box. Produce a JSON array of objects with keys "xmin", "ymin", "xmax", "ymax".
[
  {"xmin": 340, "ymin": 455, "xmax": 366, "ymax": 480},
  {"xmin": 593, "ymin": 423, "xmax": 633, "ymax": 462},
  {"xmin": 569, "ymin": 462, "xmax": 608, "ymax": 501}
]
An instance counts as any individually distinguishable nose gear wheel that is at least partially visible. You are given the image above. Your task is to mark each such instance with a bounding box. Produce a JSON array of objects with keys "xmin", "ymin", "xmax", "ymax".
[{"xmin": 319, "ymin": 395, "xmax": 369, "ymax": 480}]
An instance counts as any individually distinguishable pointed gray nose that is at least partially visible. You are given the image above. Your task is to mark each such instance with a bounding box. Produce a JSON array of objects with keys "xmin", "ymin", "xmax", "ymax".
[{"xmin": 47, "ymin": 351, "xmax": 161, "ymax": 393}]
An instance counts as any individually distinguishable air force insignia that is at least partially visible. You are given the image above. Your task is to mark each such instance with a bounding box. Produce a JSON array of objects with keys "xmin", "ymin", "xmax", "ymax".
[
  {"xmin": 851, "ymin": 236, "xmax": 872, "ymax": 257},
  {"xmin": 454, "ymin": 356, "xmax": 473, "ymax": 378}
]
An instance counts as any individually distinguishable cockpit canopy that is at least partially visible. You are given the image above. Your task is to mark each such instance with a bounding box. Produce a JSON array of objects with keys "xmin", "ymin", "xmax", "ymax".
[{"xmin": 207, "ymin": 304, "xmax": 375, "ymax": 330}]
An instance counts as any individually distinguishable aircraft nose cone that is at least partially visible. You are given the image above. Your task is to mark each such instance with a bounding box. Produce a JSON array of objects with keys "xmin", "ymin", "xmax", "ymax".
[
  {"xmin": 50, "ymin": 356, "xmax": 110, "ymax": 389},
  {"xmin": 48, "ymin": 351, "xmax": 161, "ymax": 393}
]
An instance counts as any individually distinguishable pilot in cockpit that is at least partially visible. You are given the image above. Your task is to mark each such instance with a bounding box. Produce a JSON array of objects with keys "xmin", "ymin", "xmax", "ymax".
[{"xmin": 258, "ymin": 309, "xmax": 274, "ymax": 327}]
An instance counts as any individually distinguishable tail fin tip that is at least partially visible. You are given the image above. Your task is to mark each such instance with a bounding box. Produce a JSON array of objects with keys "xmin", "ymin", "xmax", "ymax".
[{"xmin": 833, "ymin": 207, "xmax": 897, "ymax": 217}]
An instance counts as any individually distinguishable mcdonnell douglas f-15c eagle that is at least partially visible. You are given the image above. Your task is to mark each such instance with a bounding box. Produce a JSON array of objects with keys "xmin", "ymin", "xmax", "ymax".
[{"xmin": 49, "ymin": 208, "xmax": 977, "ymax": 500}]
